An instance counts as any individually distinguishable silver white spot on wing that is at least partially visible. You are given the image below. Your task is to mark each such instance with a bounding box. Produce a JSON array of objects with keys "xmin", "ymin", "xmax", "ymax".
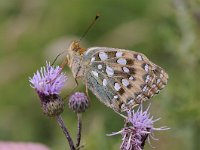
[
  {"xmin": 122, "ymin": 67, "xmax": 130, "ymax": 73},
  {"xmin": 142, "ymin": 85, "xmax": 148, "ymax": 92},
  {"xmin": 157, "ymin": 79, "xmax": 161, "ymax": 84},
  {"xmin": 114, "ymin": 95, "xmax": 118, "ymax": 99},
  {"xmin": 129, "ymin": 76, "xmax": 134, "ymax": 80},
  {"xmin": 137, "ymin": 54, "xmax": 143, "ymax": 61},
  {"xmin": 152, "ymin": 84, "xmax": 156, "ymax": 88},
  {"xmin": 114, "ymin": 83, "xmax": 121, "ymax": 91},
  {"xmin": 106, "ymin": 66, "xmax": 114, "ymax": 76},
  {"xmin": 116, "ymin": 51, "xmax": 123, "ymax": 57},
  {"xmin": 145, "ymin": 75, "xmax": 150, "ymax": 83},
  {"xmin": 91, "ymin": 57, "xmax": 95, "ymax": 63},
  {"xmin": 122, "ymin": 79, "xmax": 129, "ymax": 87},
  {"xmin": 91, "ymin": 71, "xmax": 98, "ymax": 77},
  {"xmin": 117, "ymin": 58, "xmax": 127, "ymax": 65},
  {"xmin": 103, "ymin": 79, "xmax": 107, "ymax": 86},
  {"xmin": 98, "ymin": 64, "xmax": 102, "ymax": 69},
  {"xmin": 99, "ymin": 52, "xmax": 108, "ymax": 61},
  {"xmin": 144, "ymin": 64, "xmax": 149, "ymax": 72}
]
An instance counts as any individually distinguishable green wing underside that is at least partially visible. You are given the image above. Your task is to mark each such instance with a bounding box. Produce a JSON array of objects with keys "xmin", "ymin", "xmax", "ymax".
[{"xmin": 84, "ymin": 70, "xmax": 121, "ymax": 111}]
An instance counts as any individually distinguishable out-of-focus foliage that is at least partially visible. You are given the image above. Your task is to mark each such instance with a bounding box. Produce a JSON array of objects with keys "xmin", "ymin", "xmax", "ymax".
[{"xmin": 0, "ymin": 0, "xmax": 200, "ymax": 149}]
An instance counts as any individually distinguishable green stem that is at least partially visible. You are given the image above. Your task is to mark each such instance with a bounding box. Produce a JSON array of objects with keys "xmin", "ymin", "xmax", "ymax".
[
  {"xmin": 76, "ymin": 113, "xmax": 82, "ymax": 149},
  {"xmin": 56, "ymin": 115, "xmax": 75, "ymax": 150}
]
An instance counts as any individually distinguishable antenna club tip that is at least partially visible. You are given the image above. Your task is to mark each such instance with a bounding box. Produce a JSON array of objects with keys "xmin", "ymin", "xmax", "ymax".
[{"xmin": 80, "ymin": 14, "xmax": 100, "ymax": 41}]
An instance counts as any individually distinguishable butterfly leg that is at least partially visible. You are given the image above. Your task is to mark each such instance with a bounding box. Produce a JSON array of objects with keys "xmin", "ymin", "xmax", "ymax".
[
  {"xmin": 113, "ymin": 109, "xmax": 127, "ymax": 119},
  {"xmin": 60, "ymin": 57, "xmax": 68, "ymax": 70},
  {"xmin": 85, "ymin": 82, "xmax": 91, "ymax": 102},
  {"xmin": 47, "ymin": 58, "xmax": 68, "ymax": 85},
  {"xmin": 54, "ymin": 55, "xmax": 69, "ymax": 78},
  {"xmin": 71, "ymin": 78, "xmax": 79, "ymax": 93}
]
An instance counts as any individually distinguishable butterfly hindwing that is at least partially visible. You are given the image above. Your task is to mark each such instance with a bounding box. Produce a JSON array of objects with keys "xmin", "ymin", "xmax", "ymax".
[{"xmin": 85, "ymin": 68, "xmax": 122, "ymax": 110}]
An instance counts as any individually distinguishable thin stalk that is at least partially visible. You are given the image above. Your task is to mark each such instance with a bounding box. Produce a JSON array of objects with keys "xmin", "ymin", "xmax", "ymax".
[
  {"xmin": 56, "ymin": 115, "xmax": 75, "ymax": 150},
  {"xmin": 76, "ymin": 113, "xmax": 82, "ymax": 148}
]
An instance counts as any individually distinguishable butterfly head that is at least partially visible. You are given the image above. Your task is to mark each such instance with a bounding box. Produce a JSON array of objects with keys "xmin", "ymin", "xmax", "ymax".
[
  {"xmin": 68, "ymin": 41, "xmax": 86, "ymax": 55},
  {"xmin": 65, "ymin": 41, "xmax": 85, "ymax": 66}
]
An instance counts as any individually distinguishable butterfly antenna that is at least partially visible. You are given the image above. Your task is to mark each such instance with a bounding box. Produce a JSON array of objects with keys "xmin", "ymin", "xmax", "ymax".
[
  {"xmin": 51, "ymin": 50, "xmax": 66, "ymax": 66},
  {"xmin": 79, "ymin": 13, "xmax": 100, "ymax": 42},
  {"xmin": 52, "ymin": 14, "xmax": 100, "ymax": 66}
]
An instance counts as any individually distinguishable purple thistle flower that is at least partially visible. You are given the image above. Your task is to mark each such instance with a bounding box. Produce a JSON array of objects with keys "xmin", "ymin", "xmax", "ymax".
[
  {"xmin": 29, "ymin": 62, "xmax": 67, "ymax": 95},
  {"xmin": 29, "ymin": 62, "xmax": 67, "ymax": 116},
  {"xmin": 107, "ymin": 105, "xmax": 169, "ymax": 150}
]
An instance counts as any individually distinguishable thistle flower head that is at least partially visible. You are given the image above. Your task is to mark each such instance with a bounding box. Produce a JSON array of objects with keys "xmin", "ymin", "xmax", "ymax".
[
  {"xmin": 29, "ymin": 62, "xmax": 67, "ymax": 116},
  {"xmin": 69, "ymin": 92, "xmax": 89, "ymax": 113},
  {"xmin": 29, "ymin": 62, "xmax": 67, "ymax": 95},
  {"xmin": 108, "ymin": 105, "xmax": 169, "ymax": 150}
]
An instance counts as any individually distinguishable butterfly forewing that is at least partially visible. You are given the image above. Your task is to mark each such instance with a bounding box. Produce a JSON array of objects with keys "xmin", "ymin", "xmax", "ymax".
[{"xmin": 82, "ymin": 47, "xmax": 168, "ymax": 112}]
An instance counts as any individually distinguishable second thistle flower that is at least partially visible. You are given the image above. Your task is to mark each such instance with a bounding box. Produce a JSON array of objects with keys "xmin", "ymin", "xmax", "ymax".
[{"xmin": 108, "ymin": 105, "xmax": 169, "ymax": 150}]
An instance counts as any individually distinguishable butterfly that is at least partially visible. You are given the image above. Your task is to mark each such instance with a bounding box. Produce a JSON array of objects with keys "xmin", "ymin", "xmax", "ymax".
[{"xmin": 63, "ymin": 41, "xmax": 168, "ymax": 112}]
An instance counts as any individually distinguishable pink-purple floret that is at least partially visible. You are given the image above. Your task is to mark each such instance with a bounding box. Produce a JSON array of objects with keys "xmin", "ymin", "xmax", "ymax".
[
  {"xmin": 108, "ymin": 105, "xmax": 169, "ymax": 150},
  {"xmin": 29, "ymin": 62, "xmax": 67, "ymax": 95}
]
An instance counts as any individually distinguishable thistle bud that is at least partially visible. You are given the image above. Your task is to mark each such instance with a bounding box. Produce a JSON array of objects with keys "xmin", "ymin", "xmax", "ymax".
[
  {"xmin": 69, "ymin": 92, "xmax": 89, "ymax": 113},
  {"xmin": 40, "ymin": 94, "xmax": 64, "ymax": 117}
]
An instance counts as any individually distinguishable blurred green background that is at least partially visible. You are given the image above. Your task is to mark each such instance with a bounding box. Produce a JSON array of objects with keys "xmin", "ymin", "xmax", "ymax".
[{"xmin": 0, "ymin": 0, "xmax": 200, "ymax": 149}]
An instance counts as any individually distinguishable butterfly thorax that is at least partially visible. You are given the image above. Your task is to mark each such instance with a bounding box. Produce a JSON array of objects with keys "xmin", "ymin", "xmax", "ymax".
[{"xmin": 67, "ymin": 41, "xmax": 87, "ymax": 78}]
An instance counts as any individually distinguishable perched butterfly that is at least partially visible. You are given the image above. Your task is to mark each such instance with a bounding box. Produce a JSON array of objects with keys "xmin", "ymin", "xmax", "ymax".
[{"xmin": 63, "ymin": 41, "xmax": 168, "ymax": 112}]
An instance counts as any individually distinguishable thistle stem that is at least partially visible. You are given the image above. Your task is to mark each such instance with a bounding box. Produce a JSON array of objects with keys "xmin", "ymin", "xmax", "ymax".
[
  {"xmin": 56, "ymin": 115, "xmax": 75, "ymax": 150},
  {"xmin": 76, "ymin": 113, "xmax": 82, "ymax": 149}
]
